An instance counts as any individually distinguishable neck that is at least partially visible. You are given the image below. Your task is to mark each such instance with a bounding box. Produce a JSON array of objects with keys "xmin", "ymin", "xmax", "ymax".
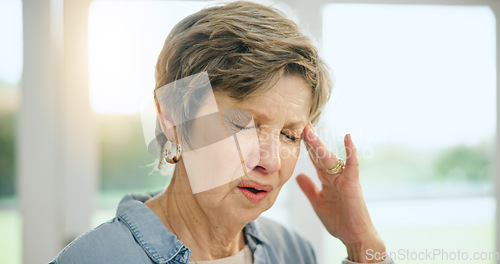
[{"xmin": 147, "ymin": 162, "xmax": 246, "ymax": 261}]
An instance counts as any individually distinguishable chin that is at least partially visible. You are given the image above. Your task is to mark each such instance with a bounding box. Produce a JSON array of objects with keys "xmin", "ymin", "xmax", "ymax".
[
  {"xmin": 234, "ymin": 208, "xmax": 264, "ymax": 225},
  {"xmin": 239, "ymin": 197, "xmax": 276, "ymax": 223}
]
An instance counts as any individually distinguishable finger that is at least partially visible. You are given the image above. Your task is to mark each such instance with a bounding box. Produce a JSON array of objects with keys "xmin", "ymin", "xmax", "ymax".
[
  {"xmin": 344, "ymin": 134, "xmax": 359, "ymax": 167},
  {"xmin": 296, "ymin": 173, "xmax": 319, "ymax": 205},
  {"xmin": 303, "ymin": 123, "xmax": 339, "ymax": 170}
]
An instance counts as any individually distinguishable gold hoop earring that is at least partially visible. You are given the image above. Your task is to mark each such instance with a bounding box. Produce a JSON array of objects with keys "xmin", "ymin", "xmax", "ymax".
[{"xmin": 163, "ymin": 141, "xmax": 182, "ymax": 164}]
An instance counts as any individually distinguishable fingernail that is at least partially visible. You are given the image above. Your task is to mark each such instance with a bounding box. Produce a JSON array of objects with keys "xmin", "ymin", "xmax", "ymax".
[
  {"xmin": 304, "ymin": 124, "xmax": 314, "ymax": 140},
  {"xmin": 310, "ymin": 124, "xmax": 316, "ymax": 134}
]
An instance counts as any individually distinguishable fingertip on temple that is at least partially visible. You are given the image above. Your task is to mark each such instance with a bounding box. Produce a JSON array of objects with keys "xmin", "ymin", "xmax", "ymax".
[{"xmin": 345, "ymin": 134, "xmax": 351, "ymax": 144}]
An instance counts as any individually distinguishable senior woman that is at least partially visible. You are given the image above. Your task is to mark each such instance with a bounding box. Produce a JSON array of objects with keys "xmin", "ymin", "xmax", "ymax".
[{"xmin": 51, "ymin": 1, "xmax": 392, "ymax": 264}]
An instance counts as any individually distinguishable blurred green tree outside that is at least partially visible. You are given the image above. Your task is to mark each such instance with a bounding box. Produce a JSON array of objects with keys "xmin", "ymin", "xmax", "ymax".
[
  {"xmin": 0, "ymin": 111, "xmax": 170, "ymax": 199},
  {"xmin": 0, "ymin": 111, "xmax": 15, "ymax": 197},
  {"xmin": 0, "ymin": 79, "xmax": 17, "ymax": 199},
  {"xmin": 97, "ymin": 114, "xmax": 168, "ymax": 192},
  {"xmin": 434, "ymin": 143, "xmax": 493, "ymax": 182}
]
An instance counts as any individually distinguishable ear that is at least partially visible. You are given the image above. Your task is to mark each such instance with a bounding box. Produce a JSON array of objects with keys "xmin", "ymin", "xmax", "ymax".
[{"xmin": 155, "ymin": 98, "xmax": 178, "ymax": 144}]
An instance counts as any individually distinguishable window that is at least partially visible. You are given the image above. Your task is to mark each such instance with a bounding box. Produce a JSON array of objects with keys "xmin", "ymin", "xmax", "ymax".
[
  {"xmin": 0, "ymin": 0, "xmax": 23, "ymax": 263},
  {"xmin": 322, "ymin": 4, "xmax": 496, "ymax": 263}
]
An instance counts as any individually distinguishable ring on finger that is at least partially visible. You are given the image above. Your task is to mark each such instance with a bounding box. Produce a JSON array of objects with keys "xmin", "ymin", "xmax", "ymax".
[{"xmin": 326, "ymin": 158, "xmax": 345, "ymax": 175}]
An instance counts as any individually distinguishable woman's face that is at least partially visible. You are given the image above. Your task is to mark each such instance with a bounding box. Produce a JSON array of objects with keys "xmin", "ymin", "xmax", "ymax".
[{"xmin": 183, "ymin": 74, "xmax": 312, "ymax": 224}]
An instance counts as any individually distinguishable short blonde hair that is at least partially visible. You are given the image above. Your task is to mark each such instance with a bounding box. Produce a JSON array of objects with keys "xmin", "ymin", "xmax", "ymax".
[{"xmin": 154, "ymin": 1, "xmax": 332, "ymax": 165}]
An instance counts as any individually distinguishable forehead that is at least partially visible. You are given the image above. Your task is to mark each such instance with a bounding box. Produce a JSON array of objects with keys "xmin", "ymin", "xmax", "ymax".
[{"xmin": 215, "ymin": 75, "xmax": 312, "ymax": 128}]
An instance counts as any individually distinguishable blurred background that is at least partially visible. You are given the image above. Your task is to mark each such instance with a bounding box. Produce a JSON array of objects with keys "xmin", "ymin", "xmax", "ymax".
[{"xmin": 0, "ymin": 0, "xmax": 498, "ymax": 263}]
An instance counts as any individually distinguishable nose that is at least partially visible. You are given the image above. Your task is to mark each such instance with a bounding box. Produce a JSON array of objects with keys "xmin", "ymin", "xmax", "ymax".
[{"xmin": 255, "ymin": 131, "xmax": 281, "ymax": 174}]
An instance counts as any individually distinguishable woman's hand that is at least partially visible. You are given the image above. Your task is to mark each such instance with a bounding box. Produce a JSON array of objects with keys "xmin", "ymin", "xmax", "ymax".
[{"xmin": 296, "ymin": 123, "xmax": 386, "ymax": 263}]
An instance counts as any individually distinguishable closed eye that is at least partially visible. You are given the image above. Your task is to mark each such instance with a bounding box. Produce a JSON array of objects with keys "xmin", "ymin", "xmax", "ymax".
[
  {"xmin": 233, "ymin": 123, "xmax": 256, "ymax": 131},
  {"xmin": 281, "ymin": 132, "xmax": 299, "ymax": 142}
]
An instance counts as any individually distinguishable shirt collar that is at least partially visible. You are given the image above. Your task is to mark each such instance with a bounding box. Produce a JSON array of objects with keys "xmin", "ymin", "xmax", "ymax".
[
  {"xmin": 244, "ymin": 219, "xmax": 269, "ymax": 247},
  {"xmin": 116, "ymin": 193, "xmax": 269, "ymax": 263},
  {"xmin": 116, "ymin": 193, "xmax": 190, "ymax": 264}
]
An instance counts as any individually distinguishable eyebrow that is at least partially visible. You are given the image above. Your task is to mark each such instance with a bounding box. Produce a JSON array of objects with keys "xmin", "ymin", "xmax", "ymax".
[
  {"xmin": 284, "ymin": 119, "xmax": 307, "ymax": 129},
  {"xmin": 249, "ymin": 107, "xmax": 307, "ymax": 129}
]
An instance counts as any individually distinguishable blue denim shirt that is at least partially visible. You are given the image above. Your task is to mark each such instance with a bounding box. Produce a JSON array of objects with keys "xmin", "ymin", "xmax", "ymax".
[{"xmin": 50, "ymin": 193, "xmax": 317, "ymax": 264}]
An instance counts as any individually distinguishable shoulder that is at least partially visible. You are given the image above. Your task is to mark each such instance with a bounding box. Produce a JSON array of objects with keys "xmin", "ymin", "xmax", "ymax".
[
  {"xmin": 50, "ymin": 218, "xmax": 151, "ymax": 264},
  {"xmin": 254, "ymin": 217, "xmax": 316, "ymax": 263}
]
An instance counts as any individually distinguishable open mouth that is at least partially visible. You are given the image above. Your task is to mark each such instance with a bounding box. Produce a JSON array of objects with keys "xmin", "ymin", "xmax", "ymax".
[
  {"xmin": 237, "ymin": 180, "xmax": 272, "ymax": 192},
  {"xmin": 237, "ymin": 180, "xmax": 273, "ymax": 204},
  {"xmin": 241, "ymin": 187, "xmax": 263, "ymax": 194}
]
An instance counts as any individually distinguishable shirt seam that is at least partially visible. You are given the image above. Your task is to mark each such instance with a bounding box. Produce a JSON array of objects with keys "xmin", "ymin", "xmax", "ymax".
[{"xmin": 118, "ymin": 212, "xmax": 168, "ymax": 263}]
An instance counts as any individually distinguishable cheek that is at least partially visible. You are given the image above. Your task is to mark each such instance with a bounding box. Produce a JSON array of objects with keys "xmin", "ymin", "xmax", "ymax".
[
  {"xmin": 281, "ymin": 143, "xmax": 301, "ymax": 163},
  {"xmin": 195, "ymin": 181, "xmax": 235, "ymax": 208},
  {"xmin": 278, "ymin": 144, "xmax": 301, "ymax": 183},
  {"xmin": 182, "ymin": 135, "xmax": 245, "ymax": 194}
]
